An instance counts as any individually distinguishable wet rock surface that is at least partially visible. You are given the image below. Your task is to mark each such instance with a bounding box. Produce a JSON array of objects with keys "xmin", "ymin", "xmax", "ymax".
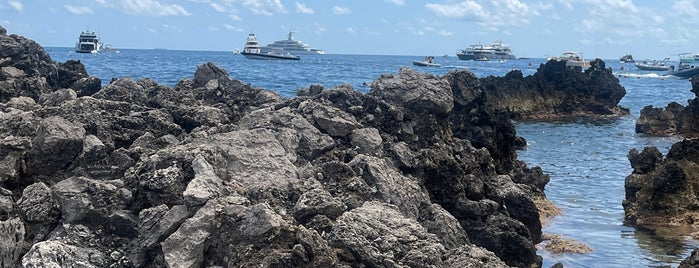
[{"xmin": 0, "ymin": 25, "xmax": 569, "ymax": 267}]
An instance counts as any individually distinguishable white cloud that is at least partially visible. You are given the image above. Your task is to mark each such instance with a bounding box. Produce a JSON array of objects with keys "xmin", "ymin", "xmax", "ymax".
[
  {"xmin": 438, "ymin": 30, "xmax": 453, "ymax": 36},
  {"xmin": 242, "ymin": 0, "xmax": 286, "ymax": 16},
  {"xmin": 386, "ymin": 0, "xmax": 405, "ymax": 6},
  {"xmin": 64, "ymin": 5, "xmax": 95, "ymax": 15},
  {"xmin": 673, "ymin": 0, "xmax": 698, "ymax": 16},
  {"xmin": 296, "ymin": 2, "xmax": 313, "ymax": 14},
  {"xmin": 346, "ymin": 27, "xmax": 356, "ymax": 35},
  {"xmin": 332, "ymin": 6, "xmax": 350, "ymax": 15},
  {"xmin": 8, "ymin": 0, "xmax": 23, "ymax": 12},
  {"xmin": 119, "ymin": 0, "xmax": 192, "ymax": 16},
  {"xmin": 210, "ymin": 2, "xmax": 226, "ymax": 12},
  {"xmin": 229, "ymin": 14, "xmax": 241, "ymax": 21},
  {"xmin": 208, "ymin": 26, "xmax": 219, "ymax": 31},
  {"xmin": 224, "ymin": 24, "xmax": 243, "ymax": 32},
  {"xmin": 426, "ymin": 1, "xmax": 487, "ymax": 19}
]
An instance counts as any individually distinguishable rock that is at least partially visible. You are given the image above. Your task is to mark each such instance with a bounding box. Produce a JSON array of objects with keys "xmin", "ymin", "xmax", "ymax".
[
  {"xmin": 16, "ymin": 182, "xmax": 61, "ymax": 223},
  {"xmin": 679, "ymin": 248, "xmax": 699, "ymax": 268},
  {"xmin": 292, "ymin": 188, "xmax": 347, "ymax": 222},
  {"xmin": 350, "ymin": 127, "xmax": 382, "ymax": 155},
  {"xmin": 542, "ymin": 233, "xmax": 592, "ymax": 254},
  {"xmin": 330, "ymin": 202, "xmax": 447, "ymax": 267},
  {"xmin": 182, "ymin": 154, "xmax": 229, "ymax": 206},
  {"xmin": 624, "ymin": 140, "xmax": 699, "ymax": 225},
  {"xmin": 0, "ymin": 218, "xmax": 26, "ymax": 267},
  {"xmin": 479, "ymin": 59, "xmax": 629, "ymax": 119},
  {"xmin": 637, "ymin": 77, "xmax": 699, "ymax": 137},
  {"xmin": 21, "ymin": 240, "xmax": 108, "ymax": 267},
  {"xmin": 25, "ymin": 116, "xmax": 86, "ymax": 177}
]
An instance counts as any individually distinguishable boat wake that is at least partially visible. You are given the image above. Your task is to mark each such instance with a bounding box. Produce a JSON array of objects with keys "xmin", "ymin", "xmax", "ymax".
[{"xmin": 614, "ymin": 72, "xmax": 675, "ymax": 80}]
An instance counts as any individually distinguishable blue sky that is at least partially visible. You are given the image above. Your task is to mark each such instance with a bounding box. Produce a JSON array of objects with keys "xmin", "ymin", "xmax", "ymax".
[{"xmin": 2, "ymin": 0, "xmax": 698, "ymax": 59}]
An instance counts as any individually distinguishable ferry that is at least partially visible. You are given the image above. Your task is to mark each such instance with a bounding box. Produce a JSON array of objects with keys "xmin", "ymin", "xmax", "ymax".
[
  {"xmin": 75, "ymin": 31, "xmax": 100, "ymax": 53},
  {"xmin": 259, "ymin": 31, "xmax": 324, "ymax": 55},
  {"xmin": 457, "ymin": 40, "xmax": 516, "ymax": 61},
  {"xmin": 240, "ymin": 32, "xmax": 300, "ymax": 61}
]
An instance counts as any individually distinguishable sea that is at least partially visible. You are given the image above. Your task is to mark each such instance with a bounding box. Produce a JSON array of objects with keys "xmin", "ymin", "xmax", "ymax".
[{"xmin": 46, "ymin": 47, "xmax": 698, "ymax": 267}]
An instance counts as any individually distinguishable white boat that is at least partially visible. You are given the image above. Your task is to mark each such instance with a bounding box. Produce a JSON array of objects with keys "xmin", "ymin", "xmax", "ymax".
[
  {"xmin": 679, "ymin": 53, "xmax": 699, "ymax": 64},
  {"xmin": 102, "ymin": 44, "xmax": 119, "ymax": 53},
  {"xmin": 259, "ymin": 31, "xmax": 324, "ymax": 55},
  {"xmin": 412, "ymin": 56, "xmax": 441, "ymax": 67},
  {"xmin": 668, "ymin": 62, "xmax": 699, "ymax": 79},
  {"xmin": 634, "ymin": 58, "xmax": 671, "ymax": 71},
  {"xmin": 457, "ymin": 40, "xmax": 516, "ymax": 60},
  {"xmin": 548, "ymin": 51, "xmax": 591, "ymax": 68},
  {"xmin": 75, "ymin": 31, "xmax": 100, "ymax": 53},
  {"xmin": 240, "ymin": 33, "xmax": 300, "ymax": 61}
]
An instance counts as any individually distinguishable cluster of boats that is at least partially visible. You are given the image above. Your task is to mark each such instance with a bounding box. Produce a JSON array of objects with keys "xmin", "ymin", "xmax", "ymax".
[
  {"xmin": 238, "ymin": 31, "xmax": 324, "ymax": 61},
  {"xmin": 621, "ymin": 53, "xmax": 699, "ymax": 79}
]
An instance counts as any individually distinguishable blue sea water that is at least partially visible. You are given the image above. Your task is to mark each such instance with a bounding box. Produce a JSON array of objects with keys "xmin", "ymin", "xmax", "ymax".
[{"xmin": 47, "ymin": 47, "xmax": 698, "ymax": 267}]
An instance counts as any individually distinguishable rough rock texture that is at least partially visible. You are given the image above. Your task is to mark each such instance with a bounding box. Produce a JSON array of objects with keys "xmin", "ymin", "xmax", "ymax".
[
  {"xmin": 636, "ymin": 77, "xmax": 699, "ymax": 137},
  {"xmin": 479, "ymin": 59, "xmax": 630, "ymax": 120},
  {"xmin": 623, "ymin": 140, "xmax": 699, "ymax": 225},
  {"xmin": 0, "ymin": 26, "xmax": 567, "ymax": 267}
]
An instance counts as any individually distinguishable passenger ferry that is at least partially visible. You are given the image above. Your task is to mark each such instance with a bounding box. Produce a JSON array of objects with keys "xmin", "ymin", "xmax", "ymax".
[
  {"xmin": 457, "ymin": 40, "xmax": 515, "ymax": 61},
  {"xmin": 75, "ymin": 31, "xmax": 100, "ymax": 53},
  {"xmin": 259, "ymin": 31, "xmax": 324, "ymax": 55}
]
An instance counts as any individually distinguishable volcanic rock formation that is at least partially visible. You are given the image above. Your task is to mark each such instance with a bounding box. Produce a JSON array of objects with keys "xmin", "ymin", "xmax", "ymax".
[
  {"xmin": 479, "ymin": 58, "xmax": 630, "ymax": 120},
  {"xmin": 0, "ymin": 25, "xmax": 554, "ymax": 267},
  {"xmin": 636, "ymin": 77, "xmax": 699, "ymax": 137}
]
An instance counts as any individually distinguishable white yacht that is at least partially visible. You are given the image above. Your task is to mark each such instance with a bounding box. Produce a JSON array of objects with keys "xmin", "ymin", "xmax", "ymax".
[
  {"xmin": 75, "ymin": 31, "xmax": 101, "ymax": 53},
  {"xmin": 456, "ymin": 40, "xmax": 515, "ymax": 61},
  {"xmin": 240, "ymin": 32, "xmax": 300, "ymax": 61},
  {"xmin": 259, "ymin": 31, "xmax": 325, "ymax": 55}
]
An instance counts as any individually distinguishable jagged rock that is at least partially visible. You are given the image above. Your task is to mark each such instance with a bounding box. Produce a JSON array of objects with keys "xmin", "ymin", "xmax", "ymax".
[
  {"xmin": 624, "ymin": 140, "xmax": 699, "ymax": 225},
  {"xmin": 0, "ymin": 218, "xmax": 26, "ymax": 267},
  {"xmin": 679, "ymin": 248, "xmax": 699, "ymax": 268},
  {"xmin": 637, "ymin": 78, "xmax": 699, "ymax": 137},
  {"xmin": 0, "ymin": 28, "xmax": 566, "ymax": 268},
  {"xmin": 16, "ymin": 182, "xmax": 60, "ymax": 223},
  {"xmin": 330, "ymin": 201, "xmax": 447, "ymax": 267},
  {"xmin": 350, "ymin": 127, "xmax": 382, "ymax": 155},
  {"xmin": 21, "ymin": 240, "xmax": 108, "ymax": 267},
  {"xmin": 479, "ymin": 59, "xmax": 629, "ymax": 119},
  {"xmin": 24, "ymin": 116, "xmax": 86, "ymax": 177}
]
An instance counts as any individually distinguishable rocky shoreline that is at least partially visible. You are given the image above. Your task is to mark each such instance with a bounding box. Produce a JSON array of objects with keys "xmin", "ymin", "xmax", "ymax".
[{"xmin": 0, "ymin": 25, "xmax": 639, "ymax": 267}]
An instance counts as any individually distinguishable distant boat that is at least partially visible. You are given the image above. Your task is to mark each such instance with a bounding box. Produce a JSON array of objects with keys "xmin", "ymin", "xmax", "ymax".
[
  {"xmin": 456, "ymin": 40, "xmax": 516, "ymax": 61},
  {"xmin": 548, "ymin": 51, "xmax": 591, "ymax": 68},
  {"xmin": 619, "ymin": 54, "xmax": 635, "ymax": 63},
  {"xmin": 240, "ymin": 32, "xmax": 300, "ymax": 61},
  {"xmin": 75, "ymin": 31, "xmax": 100, "ymax": 53},
  {"xmin": 233, "ymin": 48, "xmax": 240, "ymax": 54},
  {"xmin": 668, "ymin": 62, "xmax": 699, "ymax": 79},
  {"xmin": 102, "ymin": 44, "xmax": 119, "ymax": 53},
  {"xmin": 635, "ymin": 58, "xmax": 671, "ymax": 71},
  {"xmin": 679, "ymin": 53, "xmax": 699, "ymax": 64},
  {"xmin": 412, "ymin": 56, "xmax": 441, "ymax": 67},
  {"xmin": 259, "ymin": 31, "xmax": 324, "ymax": 55}
]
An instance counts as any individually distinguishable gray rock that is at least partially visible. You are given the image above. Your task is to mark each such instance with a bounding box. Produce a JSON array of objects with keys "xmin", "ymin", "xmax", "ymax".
[
  {"xmin": 369, "ymin": 67, "xmax": 454, "ymax": 116},
  {"xmin": 51, "ymin": 177, "xmax": 126, "ymax": 223},
  {"xmin": 39, "ymin": 88, "xmax": 77, "ymax": 106},
  {"xmin": 330, "ymin": 201, "xmax": 446, "ymax": 267},
  {"xmin": 21, "ymin": 240, "xmax": 108, "ymax": 268},
  {"xmin": 25, "ymin": 116, "xmax": 86, "ymax": 176},
  {"xmin": 292, "ymin": 188, "xmax": 347, "ymax": 222},
  {"xmin": 350, "ymin": 127, "xmax": 382, "ymax": 155},
  {"xmin": 183, "ymin": 154, "xmax": 229, "ymax": 206},
  {"xmin": 0, "ymin": 218, "xmax": 25, "ymax": 267},
  {"xmin": 128, "ymin": 204, "xmax": 189, "ymax": 267},
  {"xmin": 17, "ymin": 182, "xmax": 60, "ymax": 223}
]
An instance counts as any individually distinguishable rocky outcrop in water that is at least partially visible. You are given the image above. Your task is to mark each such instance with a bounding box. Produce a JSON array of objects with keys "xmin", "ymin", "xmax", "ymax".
[
  {"xmin": 0, "ymin": 26, "xmax": 550, "ymax": 267},
  {"xmin": 636, "ymin": 77, "xmax": 699, "ymax": 137},
  {"xmin": 479, "ymin": 59, "xmax": 629, "ymax": 120},
  {"xmin": 623, "ymin": 139, "xmax": 699, "ymax": 225}
]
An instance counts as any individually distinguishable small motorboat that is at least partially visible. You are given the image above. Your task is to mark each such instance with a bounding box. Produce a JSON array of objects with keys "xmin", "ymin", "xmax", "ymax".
[
  {"xmin": 635, "ymin": 58, "xmax": 671, "ymax": 71},
  {"xmin": 412, "ymin": 56, "xmax": 441, "ymax": 67},
  {"xmin": 668, "ymin": 63, "xmax": 699, "ymax": 79}
]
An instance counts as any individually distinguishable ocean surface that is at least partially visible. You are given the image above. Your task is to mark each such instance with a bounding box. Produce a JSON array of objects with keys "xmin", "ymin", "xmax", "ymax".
[{"xmin": 47, "ymin": 47, "xmax": 698, "ymax": 267}]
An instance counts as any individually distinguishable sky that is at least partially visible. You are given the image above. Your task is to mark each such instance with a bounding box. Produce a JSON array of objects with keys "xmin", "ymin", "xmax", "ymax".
[{"xmin": 1, "ymin": 0, "xmax": 698, "ymax": 59}]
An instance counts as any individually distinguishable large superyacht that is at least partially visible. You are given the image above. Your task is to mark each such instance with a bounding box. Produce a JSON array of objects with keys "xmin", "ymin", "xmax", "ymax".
[{"xmin": 259, "ymin": 31, "xmax": 325, "ymax": 55}]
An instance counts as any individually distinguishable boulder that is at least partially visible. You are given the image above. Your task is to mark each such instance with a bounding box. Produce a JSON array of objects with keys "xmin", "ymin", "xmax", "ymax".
[{"xmin": 637, "ymin": 77, "xmax": 699, "ymax": 137}]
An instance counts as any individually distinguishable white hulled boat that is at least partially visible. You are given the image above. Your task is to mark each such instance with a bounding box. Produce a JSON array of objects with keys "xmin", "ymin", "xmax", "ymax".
[
  {"xmin": 456, "ymin": 40, "xmax": 516, "ymax": 61},
  {"xmin": 259, "ymin": 31, "xmax": 324, "ymax": 55},
  {"xmin": 75, "ymin": 31, "xmax": 101, "ymax": 53},
  {"xmin": 240, "ymin": 32, "xmax": 300, "ymax": 61}
]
